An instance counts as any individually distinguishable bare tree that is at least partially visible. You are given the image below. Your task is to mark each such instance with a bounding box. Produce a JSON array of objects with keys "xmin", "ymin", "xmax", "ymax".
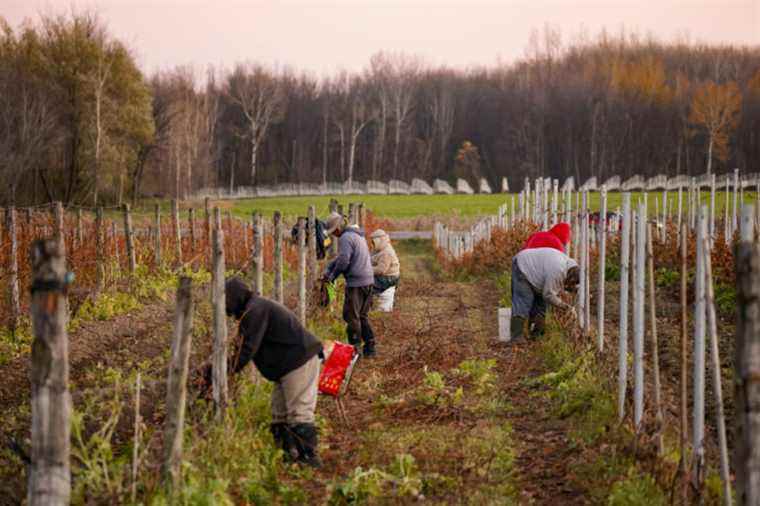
[{"xmin": 225, "ymin": 63, "xmax": 286, "ymax": 185}]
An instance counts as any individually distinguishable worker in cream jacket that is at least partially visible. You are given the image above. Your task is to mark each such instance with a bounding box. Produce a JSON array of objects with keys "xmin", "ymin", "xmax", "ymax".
[{"xmin": 370, "ymin": 229, "xmax": 400, "ymax": 311}]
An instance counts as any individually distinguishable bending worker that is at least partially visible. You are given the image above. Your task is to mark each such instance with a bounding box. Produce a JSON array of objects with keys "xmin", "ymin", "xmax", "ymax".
[
  {"xmin": 322, "ymin": 212, "xmax": 377, "ymax": 357},
  {"xmin": 370, "ymin": 229, "xmax": 400, "ymax": 311},
  {"xmin": 510, "ymin": 246, "xmax": 579, "ymax": 342},
  {"xmin": 225, "ymin": 277, "xmax": 323, "ymax": 467}
]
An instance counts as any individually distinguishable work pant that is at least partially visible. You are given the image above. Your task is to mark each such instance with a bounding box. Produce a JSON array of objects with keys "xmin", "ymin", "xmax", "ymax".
[
  {"xmin": 343, "ymin": 285, "xmax": 375, "ymax": 347},
  {"xmin": 271, "ymin": 354, "xmax": 320, "ymax": 425},
  {"xmin": 511, "ymin": 258, "xmax": 547, "ymax": 326}
]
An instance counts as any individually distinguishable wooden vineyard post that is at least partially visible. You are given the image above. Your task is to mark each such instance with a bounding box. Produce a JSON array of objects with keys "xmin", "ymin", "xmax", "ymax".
[
  {"xmin": 577, "ymin": 201, "xmax": 586, "ymax": 330},
  {"xmin": 155, "ymin": 204, "xmax": 162, "ymax": 267},
  {"xmin": 163, "ymin": 276, "xmax": 194, "ymax": 491},
  {"xmin": 734, "ymin": 168, "xmax": 740, "ymax": 234},
  {"xmin": 646, "ymin": 223, "xmax": 664, "ymax": 456},
  {"xmin": 583, "ymin": 192, "xmax": 591, "ymax": 335},
  {"xmin": 28, "ymin": 239, "xmax": 71, "ymax": 505},
  {"xmin": 297, "ymin": 217, "xmax": 306, "ymax": 324},
  {"xmin": 633, "ymin": 200, "xmax": 646, "ymax": 431},
  {"xmin": 552, "ymin": 179, "xmax": 559, "ymax": 225},
  {"xmin": 8, "ymin": 207, "xmax": 19, "ymax": 333},
  {"xmin": 358, "ymin": 202, "xmax": 365, "ymax": 228},
  {"xmin": 710, "ymin": 174, "xmax": 717, "ymax": 241},
  {"xmin": 111, "ymin": 221, "xmax": 120, "ymax": 266},
  {"xmin": 54, "ymin": 202, "xmax": 64, "ymax": 253},
  {"xmin": 123, "ymin": 204, "xmax": 137, "ymax": 274},
  {"xmin": 618, "ymin": 193, "xmax": 631, "ymax": 421},
  {"xmin": 679, "ymin": 221, "xmax": 689, "ymax": 504},
  {"xmin": 329, "ymin": 200, "xmax": 338, "ymax": 258},
  {"xmin": 96, "ymin": 208, "xmax": 105, "ymax": 292},
  {"xmin": 597, "ymin": 186, "xmax": 607, "ymax": 352},
  {"xmin": 211, "ymin": 209, "xmax": 228, "ymax": 418},
  {"xmin": 677, "ymin": 185, "xmax": 683, "ymax": 243},
  {"xmin": 308, "ymin": 205, "xmax": 318, "ymax": 288},
  {"xmin": 703, "ymin": 234, "xmax": 732, "ymax": 505},
  {"xmin": 75, "ymin": 208, "xmax": 83, "ymax": 247},
  {"xmin": 188, "ymin": 208, "xmax": 196, "ymax": 253},
  {"xmin": 736, "ymin": 204, "xmax": 760, "ymax": 506},
  {"xmin": 273, "ymin": 212, "xmax": 284, "ymax": 303},
  {"xmin": 725, "ymin": 177, "xmax": 731, "ymax": 244},
  {"xmin": 172, "ymin": 199, "xmax": 182, "ymax": 266},
  {"xmin": 252, "ymin": 213, "xmax": 263, "ymax": 296},
  {"xmin": 205, "ymin": 197, "xmax": 212, "ymax": 264},
  {"xmin": 348, "ymin": 203, "xmax": 355, "ymax": 225},
  {"xmin": 694, "ymin": 205, "xmax": 708, "ymax": 480}
]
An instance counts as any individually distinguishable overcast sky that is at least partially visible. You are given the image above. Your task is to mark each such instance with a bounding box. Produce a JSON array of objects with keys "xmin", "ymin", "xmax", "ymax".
[{"xmin": 4, "ymin": 0, "xmax": 759, "ymax": 76}]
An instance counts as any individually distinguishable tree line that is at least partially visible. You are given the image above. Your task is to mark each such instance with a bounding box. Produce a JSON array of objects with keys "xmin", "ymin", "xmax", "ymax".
[{"xmin": 1, "ymin": 12, "xmax": 758, "ymax": 206}]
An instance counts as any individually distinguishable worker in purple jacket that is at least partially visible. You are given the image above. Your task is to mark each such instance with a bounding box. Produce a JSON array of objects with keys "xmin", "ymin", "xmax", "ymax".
[{"xmin": 322, "ymin": 212, "xmax": 377, "ymax": 358}]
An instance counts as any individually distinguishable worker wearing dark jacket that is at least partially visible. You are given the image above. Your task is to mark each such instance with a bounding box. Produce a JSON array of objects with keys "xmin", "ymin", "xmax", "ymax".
[
  {"xmin": 225, "ymin": 277, "xmax": 323, "ymax": 467},
  {"xmin": 322, "ymin": 211, "xmax": 377, "ymax": 357}
]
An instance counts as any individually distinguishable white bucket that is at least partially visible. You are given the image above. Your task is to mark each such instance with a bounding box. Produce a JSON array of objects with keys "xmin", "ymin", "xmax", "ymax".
[
  {"xmin": 376, "ymin": 286, "xmax": 396, "ymax": 312},
  {"xmin": 498, "ymin": 307, "xmax": 512, "ymax": 342}
]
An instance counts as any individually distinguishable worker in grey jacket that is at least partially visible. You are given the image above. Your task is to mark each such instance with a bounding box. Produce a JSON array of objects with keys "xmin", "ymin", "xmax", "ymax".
[
  {"xmin": 322, "ymin": 212, "xmax": 377, "ymax": 357},
  {"xmin": 511, "ymin": 247, "xmax": 579, "ymax": 342}
]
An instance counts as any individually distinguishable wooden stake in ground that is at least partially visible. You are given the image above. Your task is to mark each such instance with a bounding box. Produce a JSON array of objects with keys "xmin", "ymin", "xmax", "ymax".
[
  {"xmin": 710, "ymin": 174, "xmax": 716, "ymax": 241},
  {"xmin": 694, "ymin": 205, "xmax": 708, "ymax": 480},
  {"xmin": 8, "ymin": 207, "xmax": 19, "ymax": 333},
  {"xmin": 188, "ymin": 208, "xmax": 196, "ymax": 253},
  {"xmin": 54, "ymin": 202, "xmax": 64, "ymax": 254},
  {"xmin": 211, "ymin": 209, "xmax": 228, "ymax": 418},
  {"xmin": 297, "ymin": 217, "xmax": 307, "ymax": 324},
  {"xmin": 28, "ymin": 239, "xmax": 71, "ymax": 506},
  {"xmin": 252, "ymin": 213, "xmax": 263, "ymax": 296},
  {"xmin": 633, "ymin": 200, "xmax": 646, "ymax": 431},
  {"xmin": 308, "ymin": 205, "xmax": 318, "ymax": 288},
  {"xmin": 163, "ymin": 276, "xmax": 194, "ymax": 491},
  {"xmin": 646, "ymin": 223, "xmax": 664, "ymax": 455},
  {"xmin": 123, "ymin": 204, "xmax": 137, "ymax": 274},
  {"xmin": 677, "ymin": 185, "xmax": 683, "ymax": 243},
  {"xmin": 735, "ymin": 204, "xmax": 760, "ymax": 506},
  {"xmin": 733, "ymin": 168, "xmax": 740, "ymax": 234},
  {"xmin": 618, "ymin": 193, "xmax": 632, "ymax": 421},
  {"xmin": 597, "ymin": 186, "xmax": 607, "ymax": 352},
  {"xmin": 273, "ymin": 211, "xmax": 284, "ymax": 303},
  {"xmin": 172, "ymin": 199, "xmax": 181, "ymax": 266},
  {"xmin": 702, "ymin": 235, "xmax": 732, "ymax": 506},
  {"xmin": 584, "ymin": 192, "xmax": 591, "ymax": 335},
  {"xmin": 679, "ymin": 221, "xmax": 689, "ymax": 504},
  {"xmin": 96, "ymin": 208, "xmax": 105, "ymax": 292},
  {"xmin": 154, "ymin": 204, "xmax": 162, "ymax": 267},
  {"xmin": 577, "ymin": 196, "xmax": 587, "ymax": 330}
]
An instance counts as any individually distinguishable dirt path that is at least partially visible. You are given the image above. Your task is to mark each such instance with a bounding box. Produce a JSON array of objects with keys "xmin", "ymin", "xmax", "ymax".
[{"xmin": 310, "ymin": 240, "xmax": 587, "ymax": 503}]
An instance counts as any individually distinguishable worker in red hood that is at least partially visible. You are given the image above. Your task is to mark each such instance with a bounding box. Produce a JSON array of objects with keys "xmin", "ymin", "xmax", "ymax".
[{"xmin": 524, "ymin": 223, "xmax": 571, "ymax": 253}]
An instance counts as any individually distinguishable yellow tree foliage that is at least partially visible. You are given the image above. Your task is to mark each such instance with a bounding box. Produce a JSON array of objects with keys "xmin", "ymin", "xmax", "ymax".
[
  {"xmin": 610, "ymin": 56, "xmax": 673, "ymax": 105},
  {"xmin": 689, "ymin": 80, "xmax": 742, "ymax": 172}
]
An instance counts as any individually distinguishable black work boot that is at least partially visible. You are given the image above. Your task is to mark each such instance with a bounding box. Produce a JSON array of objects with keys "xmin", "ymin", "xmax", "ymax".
[
  {"xmin": 363, "ymin": 339, "xmax": 376, "ymax": 359},
  {"xmin": 291, "ymin": 423, "xmax": 322, "ymax": 468},
  {"xmin": 509, "ymin": 316, "xmax": 527, "ymax": 344},
  {"xmin": 270, "ymin": 423, "xmax": 298, "ymax": 462},
  {"xmin": 347, "ymin": 331, "xmax": 362, "ymax": 356}
]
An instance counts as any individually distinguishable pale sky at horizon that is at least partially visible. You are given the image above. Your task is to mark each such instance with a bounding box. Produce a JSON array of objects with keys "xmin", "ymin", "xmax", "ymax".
[{"xmin": 4, "ymin": 0, "xmax": 760, "ymax": 77}]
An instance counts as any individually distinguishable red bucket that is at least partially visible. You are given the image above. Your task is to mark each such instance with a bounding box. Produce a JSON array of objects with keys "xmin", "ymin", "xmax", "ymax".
[{"xmin": 319, "ymin": 341, "xmax": 358, "ymax": 397}]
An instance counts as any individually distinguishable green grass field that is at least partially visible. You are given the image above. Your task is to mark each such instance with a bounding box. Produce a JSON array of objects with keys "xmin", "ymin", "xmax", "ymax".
[{"xmin": 135, "ymin": 190, "xmax": 758, "ymax": 222}]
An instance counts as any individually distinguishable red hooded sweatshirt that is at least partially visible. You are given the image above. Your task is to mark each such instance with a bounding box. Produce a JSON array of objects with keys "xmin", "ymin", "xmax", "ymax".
[{"xmin": 523, "ymin": 223, "xmax": 571, "ymax": 253}]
